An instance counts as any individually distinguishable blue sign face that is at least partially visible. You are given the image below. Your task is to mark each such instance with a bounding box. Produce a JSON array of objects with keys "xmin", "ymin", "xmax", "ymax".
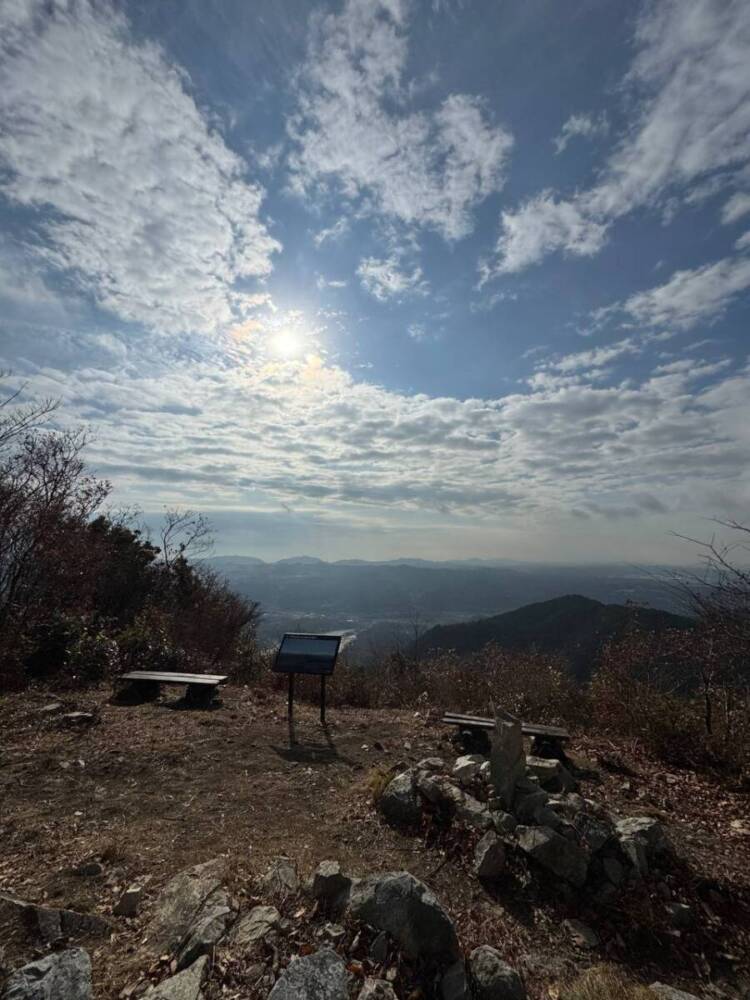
[{"xmin": 273, "ymin": 633, "xmax": 341, "ymax": 675}]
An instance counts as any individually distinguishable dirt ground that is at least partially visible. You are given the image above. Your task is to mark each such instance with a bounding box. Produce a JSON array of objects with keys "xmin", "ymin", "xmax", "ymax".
[{"xmin": 1, "ymin": 683, "xmax": 749, "ymax": 1000}]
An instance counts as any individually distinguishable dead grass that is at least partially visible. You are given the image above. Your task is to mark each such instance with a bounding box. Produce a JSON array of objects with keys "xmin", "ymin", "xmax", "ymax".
[{"xmin": 561, "ymin": 965, "xmax": 654, "ymax": 1000}]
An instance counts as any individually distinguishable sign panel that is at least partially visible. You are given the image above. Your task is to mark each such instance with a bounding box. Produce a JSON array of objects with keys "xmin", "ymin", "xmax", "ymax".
[{"xmin": 273, "ymin": 633, "xmax": 342, "ymax": 676}]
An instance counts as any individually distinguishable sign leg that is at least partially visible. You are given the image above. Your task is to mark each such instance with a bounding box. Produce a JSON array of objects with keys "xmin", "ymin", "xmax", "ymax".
[
  {"xmin": 288, "ymin": 673, "xmax": 295, "ymax": 720},
  {"xmin": 320, "ymin": 674, "xmax": 326, "ymax": 725}
]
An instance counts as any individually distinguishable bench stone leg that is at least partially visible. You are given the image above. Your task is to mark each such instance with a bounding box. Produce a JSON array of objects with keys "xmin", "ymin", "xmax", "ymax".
[
  {"xmin": 453, "ymin": 727, "xmax": 492, "ymax": 755},
  {"xmin": 185, "ymin": 684, "xmax": 216, "ymax": 708},
  {"xmin": 530, "ymin": 735, "xmax": 566, "ymax": 761},
  {"xmin": 130, "ymin": 679, "xmax": 160, "ymax": 701}
]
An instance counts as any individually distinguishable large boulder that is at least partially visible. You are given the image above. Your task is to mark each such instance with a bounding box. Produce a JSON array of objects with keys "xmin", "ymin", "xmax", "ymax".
[
  {"xmin": 469, "ymin": 946, "xmax": 525, "ymax": 1000},
  {"xmin": 268, "ymin": 948, "xmax": 348, "ymax": 1000},
  {"xmin": 0, "ymin": 892, "xmax": 110, "ymax": 945},
  {"xmin": 489, "ymin": 710, "xmax": 524, "ymax": 810},
  {"xmin": 229, "ymin": 905, "xmax": 280, "ymax": 951},
  {"xmin": 474, "ymin": 832, "xmax": 506, "ymax": 880},
  {"xmin": 146, "ymin": 957, "xmax": 207, "ymax": 1000},
  {"xmin": 3, "ymin": 949, "xmax": 92, "ymax": 1000},
  {"xmin": 348, "ymin": 872, "xmax": 459, "ymax": 961},
  {"xmin": 516, "ymin": 826, "xmax": 589, "ymax": 887},
  {"xmin": 309, "ymin": 861, "xmax": 353, "ymax": 916},
  {"xmin": 380, "ymin": 771, "xmax": 422, "ymax": 826},
  {"xmin": 176, "ymin": 894, "xmax": 232, "ymax": 969},
  {"xmin": 145, "ymin": 858, "xmax": 226, "ymax": 956}
]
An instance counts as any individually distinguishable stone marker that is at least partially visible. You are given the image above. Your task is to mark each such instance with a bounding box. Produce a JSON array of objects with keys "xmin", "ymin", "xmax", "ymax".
[{"xmin": 489, "ymin": 708, "xmax": 525, "ymax": 810}]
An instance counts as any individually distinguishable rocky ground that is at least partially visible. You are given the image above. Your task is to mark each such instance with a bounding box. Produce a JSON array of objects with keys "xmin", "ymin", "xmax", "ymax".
[{"xmin": 0, "ymin": 684, "xmax": 748, "ymax": 1000}]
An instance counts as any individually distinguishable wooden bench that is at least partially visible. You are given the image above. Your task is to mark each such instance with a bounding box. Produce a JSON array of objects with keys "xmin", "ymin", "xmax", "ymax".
[
  {"xmin": 442, "ymin": 711, "xmax": 569, "ymax": 758},
  {"xmin": 120, "ymin": 671, "xmax": 227, "ymax": 706}
]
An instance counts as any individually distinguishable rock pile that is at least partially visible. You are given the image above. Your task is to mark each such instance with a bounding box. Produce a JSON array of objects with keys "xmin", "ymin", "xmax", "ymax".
[{"xmin": 378, "ymin": 729, "xmax": 673, "ymax": 898}]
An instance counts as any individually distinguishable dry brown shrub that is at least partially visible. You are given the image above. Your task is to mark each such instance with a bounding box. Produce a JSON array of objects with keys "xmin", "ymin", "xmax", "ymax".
[{"xmin": 560, "ymin": 965, "xmax": 653, "ymax": 1000}]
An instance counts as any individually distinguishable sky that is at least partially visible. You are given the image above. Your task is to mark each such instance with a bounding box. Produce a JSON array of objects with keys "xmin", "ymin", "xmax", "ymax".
[{"xmin": 0, "ymin": 0, "xmax": 749, "ymax": 564}]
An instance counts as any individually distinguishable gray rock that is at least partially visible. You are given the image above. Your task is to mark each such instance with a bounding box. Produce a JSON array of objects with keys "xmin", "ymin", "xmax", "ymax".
[
  {"xmin": 3, "ymin": 949, "xmax": 91, "ymax": 1000},
  {"xmin": 176, "ymin": 895, "xmax": 232, "ymax": 969},
  {"xmin": 380, "ymin": 771, "xmax": 422, "ymax": 826},
  {"xmin": 650, "ymin": 984, "xmax": 702, "ymax": 1000},
  {"xmin": 359, "ymin": 980, "xmax": 398, "ymax": 1000},
  {"xmin": 455, "ymin": 793, "xmax": 493, "ymax": 830},
  {"xmin": 417, "ymin": 757, "xmax": 445, "ymax": 772},
  {"xmin": 573, "ymin": 813, "xmax": 613, "ymax": 853},
  {"xmin": 563, "ymin": 919, "xmax": 599, "ymax": 948},
  {"xmin": 416, "ymin": 772, "xmax": 463, "ymax": 807},
  {"xmin": 469, "ymin": 946, "xmax": 525, "ymax": 1000},
  {"xmin": 368, "ymin": 931, "xmax": 389, "ymax": 965},
  {"xmin": 263, "ymin": 857, "xmax": 300, "ymax": 897},
  {"xmin": 38, "ymin": 702, "xmax": 64, "ymax": 715},
  {"xmin": 491, "ymin": 811, "xmax": 517, "ymax": 835},
  {"xmin": 147, "ymin": 957, "xmax": 207, "ymax": 1000},
  {"xmin": 516, "ymin": 826, "xmax": 589, "ymax": 887},
  {"xmin": 479, "ymin": 760, "xmax": 491, "ymax": 781},
  {"xmin": 442, "ymin": 961, "xmax": 469, "ymax": 1000},
  {"xmin": 525, "ymin": 757, "xmax": 575, "ymax": 793},
  {"xmin": 310, "ymin": 861, "xmax": 353, "ymax": 915},
  {"xmin": 61, "ymin": 712, "xmax": 96, "ymax": 727},
  {"xmin": 489, "ymin": 709, "xmax": 524, "ymax": 810},
  {"xmin": 620, "ymin": 835, "xmax": 649, "ymax": 877},
  {"xmin": 268, "ymin": 948, "xmax": 348, "ymax": 1000},
  {"xmin": 453, "ymin": 755, "xmax": 485, "ymax": 786},
  {"xmin": 114, "ymin": 885, "xmax": 143, "ymax": 918},
  {"xmin": 145, "ymin": 858, "xmax": 225, "ymax": 956},
  {"xmin": 474, "ymin": 832, "xmax": 506, "ymax": 880},
  {"xmin": 229, "ymin": 905, "xmax": 280, "ymax": 950},
  {"xmin": 348, "ymin": 871, "xmax": 459, "ymax": 961},
  {"xmin": 513, "ymin": 787, "xmax": 549, "ymax": 825},
  {"xmin": 75, "ymin": 862, "xmax": 104, "ymax": 878},
  {"xmin": 616, "ymin": 818, "xmax": 671, "ymax": 859},
  {"xmin": 0, "ymin": 892, "xmax": 110, "ymax": 945},
  {"xmin": 602, "ymin": 856, "xmax": 625, "ymax": 886}
]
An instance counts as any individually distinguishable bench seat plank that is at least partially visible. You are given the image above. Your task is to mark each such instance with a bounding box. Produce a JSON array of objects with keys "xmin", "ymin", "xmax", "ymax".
[
  {"xmin": 442, "ymin": 712, "xmax": 568, "ymax": 740},
  {"xmin": 121, "ymin": 671, "xmax": 227, "ymax": 685}
]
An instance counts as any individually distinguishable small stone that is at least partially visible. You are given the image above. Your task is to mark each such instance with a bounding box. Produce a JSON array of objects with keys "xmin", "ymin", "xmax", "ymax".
[
  {"xmin": 470, "ymin": 946, "xmax": 525, "ymax": 1000},
  {"xmin": 417, "ymin": 758, "xmax": 445, "ymax": 772},
  {"xmin": 268, "ymin": 948, "xmax": 348, "ymax": 1000},
  {"xmin": 322, "ymin": 922, "xmax": 345, "ymax": 942},
  {"xmin": 616, "ymin": 817, "xmax": 671, "ymax": 858},
  {"xmin": 62, "ymin": 712, "xmax": 96, "ymax": 727},
  {"xmin": 452, "ymin": 755, "xmax": 485, "ymax": 786},
  {"xmin": 263, "ymin": 857, "xmax": 300, "ymax": 897},
  {"xmin": 38, "ymin": 702, "xmax": 63, "ymax": 715},
  {"xmin": 525, "ymin": 757, "xmax": 575, "ymax": 793},
  {"xmin": 479, "ymin": 761, "xmax": 491, "ymax": 781},
  {"xmin": 75, "ymin": 862, "xmax": 104, "ymax": 878},
  {"xmin": 4, "ymin": 948, "xmax": 92, "ymax": 1000},
  {"xmin": 491, "ymin": 811, "xmax": 517, "ymax": 835},
  {"xmin": 573, "ymin": 812, "xmax": 613, "ymax": 853},
  {"xmin": 146, "ymin": 957, "xmax": 207, "ymax": 1000},
  {"xmin": 563, "ymin": 919, "xmax": 599, "ymax": 948},
  {"xmin": 455, "ymin": 793, "xmax": 493, "ymax": 830},
  {"xmin": 310, "ymin": 861, "xmax": 353, "ymax": 915},
  {"xmin": 114, "ymin": 885, "xmax": 144, "ymax": 918},
  {"xmin": 474, "ymin": 832, "xmax": 506, "ymax": 880},
  {"xmin": 359, "ymin": 979, "xmax": 397, "ymax": 1000}
]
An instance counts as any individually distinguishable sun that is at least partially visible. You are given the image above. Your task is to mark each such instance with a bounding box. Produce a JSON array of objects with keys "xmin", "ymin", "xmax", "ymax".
[{"xmin": 269, "ymin": 328, "xmax": 304, "ymax": 359}]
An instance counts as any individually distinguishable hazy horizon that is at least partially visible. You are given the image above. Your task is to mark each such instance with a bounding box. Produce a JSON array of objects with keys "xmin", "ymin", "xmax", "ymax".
[{"xmin": 1, "ymin": 0, "xmax": 748, "ymax": 564}]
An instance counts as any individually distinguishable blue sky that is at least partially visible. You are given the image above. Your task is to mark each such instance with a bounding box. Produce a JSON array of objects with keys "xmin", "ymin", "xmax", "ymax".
[{"xmin": 1, "ymin": 0, "xmax": 749, "ymax": 562}]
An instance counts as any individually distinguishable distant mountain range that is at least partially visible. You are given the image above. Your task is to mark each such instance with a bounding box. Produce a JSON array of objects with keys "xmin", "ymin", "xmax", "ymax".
[{"xmin": 419, "ymin": 594, "xmax": 693, "ymax": 680}]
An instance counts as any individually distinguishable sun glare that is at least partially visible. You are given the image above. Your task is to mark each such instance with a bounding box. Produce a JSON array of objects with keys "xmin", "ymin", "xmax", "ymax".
[{"xmin": 269, "ymin": 328, "xmax": 304, "ymax": 359}]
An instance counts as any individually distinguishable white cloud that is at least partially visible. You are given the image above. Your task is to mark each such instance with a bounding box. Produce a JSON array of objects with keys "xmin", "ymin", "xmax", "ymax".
[
  {"xmin": 722, "ymin": 192, "xmax": 750, "ymax": 224},
  {"xmin": 487, "ymin": 0, "xmax": 750, "ymax": 275},
  {"xmin": 622, "ymin": 256, "xmax": 750, "ymax": 330},
  {"xmin": 316, "ymin": 275, "xmax": 348, "ymax": 291},
  {"xmin": 288, "ymin": 0, "xmax": 513, "ymax": 241},
  {"xmin": 0, "ymin": 0, "xmax": 280, "ymax": 335},
  {"xmin": 313, "ymin": 218, "xmax": 351, "ymax": 247},
  {"xmin": 357, "ymin": 256, "xmax": 428, "ymax": 301},
  {"xmin": 553, "ymin": 112, "xmax": 609, "ymax": 155},
  {"xmin": 736, "ymin": 230, "xmax": 750, "ymax": 251},
  {"xmin": 484, "ymin": 192, "xmax": 608, "ymax": 277},
  {"xmin": 546, "ymin": 338, "xmax": 641, "ymax": 374}
]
